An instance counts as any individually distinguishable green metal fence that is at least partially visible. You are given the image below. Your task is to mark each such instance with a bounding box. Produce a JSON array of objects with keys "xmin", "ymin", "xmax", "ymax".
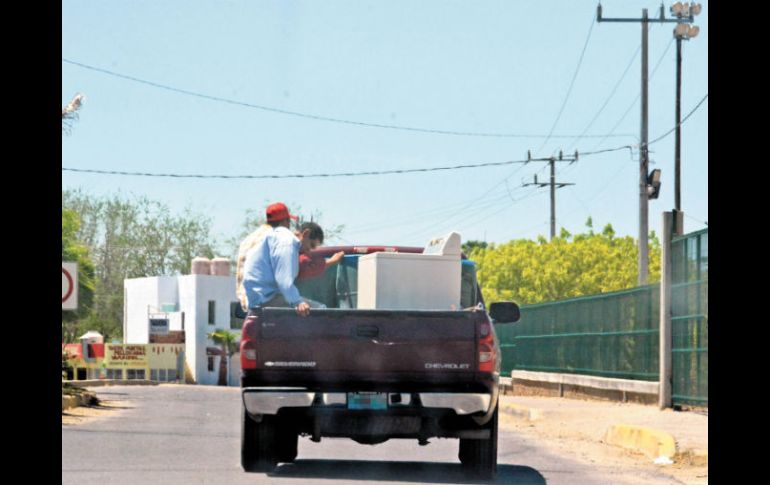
[
  {"xmin": 494, "ymin": 227, "xmax": 708, "ymax": 407},
  {"xmin": 671, "ymin": 228, "xmax": 708, "ymax": 406},
  {"xmin": 496, "ymin": 285, "xmax": 660, "ymax": 381}
]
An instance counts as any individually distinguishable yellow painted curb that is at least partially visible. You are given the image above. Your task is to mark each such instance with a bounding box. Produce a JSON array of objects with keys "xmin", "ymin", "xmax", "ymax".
[
  {"xmin": 62, "ymin": 395, "xmax": 79, "ymax": 411},
  {"xmin": 674, "ymin": 449, "xmax": 709, "ymax": 467},
  {"xmin": 62, "ymin": 392, "xmax": 96, "ymax": 411},
  {"xmin": 604, "ymin": 424, "xmax": 677, "ymax": 461}
]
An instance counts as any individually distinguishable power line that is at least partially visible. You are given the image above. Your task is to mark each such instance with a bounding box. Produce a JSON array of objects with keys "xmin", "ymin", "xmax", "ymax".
[
  {"xmin": 62, "ymin": 94, "xmax": 706, "ymax": 181},
  {"xmin": 405, "ymin": 183, "xmax": 533, "ymax": 242},
  {"xmin": 63, "ymin": 158, "xmax": 532, "ymax": 179},
  {"xmin": 454, "ymin": 186, "xmax": 545, "ymax": 232},
  {"xmin": 590, "ymin": 36, "xmax": 675, "ymax": 152},
  {"xmin": 684, "ymin": 214, "xmax": 708, "ymax": 226},
  {"xmin": 407, "ymin": 184, "xmax": 545, "ymax": 243},
  {"xmin": 566, "ymin": 43, "xmax": 641, "ymax": 152},
  {"xmin": 62, "ymin": 58, "xmax": 634, "ymax": 140},
  {"xmin": 536, "ymin": 16, "xmax": 596, "ymax": 155},
  {"xmin": 344, "ymin": 188, "xmax": 517, "ymax": 235},
  {"xmin": 645, "ymin": 93, "xmax": 708, "ymax": 147}
]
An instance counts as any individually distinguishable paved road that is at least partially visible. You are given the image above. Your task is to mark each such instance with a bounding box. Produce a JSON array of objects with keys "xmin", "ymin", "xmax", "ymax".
[{"xmin": 62, "ymin": 385, "xmax": 680, "ymax": 484}]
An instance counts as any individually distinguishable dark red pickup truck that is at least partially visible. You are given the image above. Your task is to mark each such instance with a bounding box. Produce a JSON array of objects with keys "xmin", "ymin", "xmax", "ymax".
[{"xmin": 239, "ymin": 246, "xmax": 520, "ymax": 479}]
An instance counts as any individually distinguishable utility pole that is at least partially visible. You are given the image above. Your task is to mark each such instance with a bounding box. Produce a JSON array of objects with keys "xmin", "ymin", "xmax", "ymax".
[
  {"xmin": 641, "ymin": 8, "xmax": 650, "ymax": 285},
  {"xmin": 671, "ymin": 2, "xmax": 702, "ymax": 235},
  {"xmin": 659, "ymin": 211, "xmax": 674, "ymax": 409},
  {"xmin": 597, "ymin": 3, "xmax": 696, "ymax": 284},
  {"xmin": 523, "ymin": 150, "xmax": 577, "ymax": 240}
]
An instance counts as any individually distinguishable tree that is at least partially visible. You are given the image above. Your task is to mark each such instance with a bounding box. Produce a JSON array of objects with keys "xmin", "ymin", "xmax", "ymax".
[
  {"xmin": 62, "ymin": 209, "xmax": 96, "ymax": 343},
  {"xmin": 469, "ymin": 221, "xmax": 661, "ymax": 306},
  {"xmin": 462, "ymin": 240, "xmax": 488, "ymax": 256},
  {"xmin": 207, "ymin": 329, "xmax": 239, "ymax": 386},
  {"xmin": 62, "ymin": 190, "xmax": 218, "ymax": 341}
]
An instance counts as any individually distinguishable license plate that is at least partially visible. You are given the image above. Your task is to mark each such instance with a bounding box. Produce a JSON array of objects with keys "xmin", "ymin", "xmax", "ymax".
[{"xmin": 347, "ymin": 392, "xmax": 388, "ymax": 410}]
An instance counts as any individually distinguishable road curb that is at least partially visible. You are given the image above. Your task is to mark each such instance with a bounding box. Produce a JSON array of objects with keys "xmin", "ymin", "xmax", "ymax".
[
  {"xmin": 62, "ymin": 391, "xmax": 97, "ymax": 411},
  {"xmin": 63, "ymin": 379, "xmax": 160, "ymax": 388},
  {"xmin": 604, "ymin": 424, "xmax": 677, "ymax": 462},
  {"xmin": 499, "ymin": 402, "xmax": 707, "ymax": 467},
  {"xmin": 499, "ymin": 402, "xmax": 542, "ymax": 421}
]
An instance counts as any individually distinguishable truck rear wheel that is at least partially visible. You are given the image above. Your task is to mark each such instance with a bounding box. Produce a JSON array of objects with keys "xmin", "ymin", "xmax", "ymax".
[
  {"xmin": 458, "ymin": 405, "xmax": 498, "ymax": 480},
  {"xmin": 276, "ymin": 419, "xmax": 298, "ymax": 463},
  {"xmin": 241, "ymin": 408, "xmax": 278, "ymax": 473}
]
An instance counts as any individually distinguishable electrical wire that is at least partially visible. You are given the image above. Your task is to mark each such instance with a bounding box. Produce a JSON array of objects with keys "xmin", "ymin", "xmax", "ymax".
[
  {"xmin": 63, "ymin": 58, "xmax": 633, "ymax": 140},
  {"xmin": 535, "ymin": 16, "xmax": 596, "ymax": 155}
]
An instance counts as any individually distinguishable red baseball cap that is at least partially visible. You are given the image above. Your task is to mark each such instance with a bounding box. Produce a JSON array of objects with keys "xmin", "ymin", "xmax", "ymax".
[{"xmin": 266, "ymin": 202, "xmax": 298, "ymax": 222}]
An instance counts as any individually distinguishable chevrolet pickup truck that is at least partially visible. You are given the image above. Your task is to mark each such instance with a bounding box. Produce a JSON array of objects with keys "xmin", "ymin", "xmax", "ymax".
[{"xmin": 239, "ymin": 246, "xmax": 520, "ymax": 479}]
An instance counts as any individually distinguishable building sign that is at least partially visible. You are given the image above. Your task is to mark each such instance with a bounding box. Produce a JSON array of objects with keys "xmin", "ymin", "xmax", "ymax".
[
  {"xmin": 62, "ymin": 262, "xmax": 78, "ymax": 310},
  {"xmin": 149, "ymin": 318, "xmax": 169, "ymax": 336},
  {"xmin": 105, "ymin": 345, "xmax": 149, "ymax": 368}
]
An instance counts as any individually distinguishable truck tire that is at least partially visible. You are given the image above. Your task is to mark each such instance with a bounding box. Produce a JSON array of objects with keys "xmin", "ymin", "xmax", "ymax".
[
  {"xmin": 458, "ymin": 404, "xmax": 498, "ymax": 480},
  {"xmin": 241, "ymin": 408, "xmax": 278, "ymax": 473},
  {"xmin": 276, "ymin": 419, "xmax": 298, "ymax": 463}
]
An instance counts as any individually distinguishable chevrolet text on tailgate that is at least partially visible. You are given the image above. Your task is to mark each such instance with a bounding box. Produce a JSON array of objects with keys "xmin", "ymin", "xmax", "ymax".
[{"xmin": 239, "ymin": 237, "xmax": 520, "ymax": 480}]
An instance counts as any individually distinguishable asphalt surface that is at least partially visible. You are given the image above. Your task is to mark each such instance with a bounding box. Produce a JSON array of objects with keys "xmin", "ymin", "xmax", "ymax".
[{"xmin": 62, "ymin": 385, "xmax": 684, "ymax": 484}]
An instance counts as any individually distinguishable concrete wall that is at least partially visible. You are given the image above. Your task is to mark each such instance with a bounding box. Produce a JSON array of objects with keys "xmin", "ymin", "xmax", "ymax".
[
  {"xmin": 503, "ymin": 371, "xmax": 660, "ymax": 406},
  {"xmin": 178, "ymin": 274, "xmax": 238, "ymax": 386},
  {"xmin": 125, "ymin": 274, "xmax": 240, "ymax": 386},
  {"xmin": 125, "ymin": 277, "xmax": 178, "ymax": 344},
  {"xmin": 228, "ymin": 352, "xmax": 241, "ymax": 387}
]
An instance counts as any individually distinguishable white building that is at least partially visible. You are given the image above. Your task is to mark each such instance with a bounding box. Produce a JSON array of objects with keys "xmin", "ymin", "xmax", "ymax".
[{"xmin": 123, "ymin": 274, "xmax": 242, "ymax": 386}]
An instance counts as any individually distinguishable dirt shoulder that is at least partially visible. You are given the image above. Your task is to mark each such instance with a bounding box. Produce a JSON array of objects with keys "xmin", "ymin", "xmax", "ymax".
[{"xmin": 498, "ymin": 396, "xmax": 708, "ymax": 485}]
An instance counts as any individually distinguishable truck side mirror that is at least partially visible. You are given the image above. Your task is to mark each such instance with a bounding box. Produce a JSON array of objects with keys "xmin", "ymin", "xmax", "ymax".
[{"xmin": 489, "ymin": 302, "xmax": 520, "ymax": 324}]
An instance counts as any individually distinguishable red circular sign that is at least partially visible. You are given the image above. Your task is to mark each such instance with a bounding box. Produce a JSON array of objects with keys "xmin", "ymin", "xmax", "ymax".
[{"xmin": 62, "ymin": 267, "xmax": 74, "ymax": 304}]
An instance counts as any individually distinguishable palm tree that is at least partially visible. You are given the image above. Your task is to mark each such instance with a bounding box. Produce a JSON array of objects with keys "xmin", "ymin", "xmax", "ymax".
[{"xmin": 207, "ymin": 329, "xmax": 239, "ymax": 386}]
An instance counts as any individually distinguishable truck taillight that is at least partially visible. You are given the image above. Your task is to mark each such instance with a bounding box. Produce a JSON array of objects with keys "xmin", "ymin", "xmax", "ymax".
[
  {"xmin": 478, "ymin": 321, "xmax": 496, "ymax": 372},
  {"xmin": 240, "ymin": 317, "xmax": 258, "ymax": 370},
  {"xmin": 479, "ymin": 343, "xmax": 494, "ymax": 363}
]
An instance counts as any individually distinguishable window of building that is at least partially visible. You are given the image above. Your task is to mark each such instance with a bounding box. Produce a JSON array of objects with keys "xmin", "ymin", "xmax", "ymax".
[
  {"xmin": 208, "ymin": 356, "xmax": 215, "ymax": 372},
  {"xmin": 150, "ymin": 369, "xmax": 158, "ymax": 381},
  {"xmin": 208, "ymin": 301, "xmax": 216, "ymax": 325},
  {"xmin": 127, "ymin": 369, "xmax": 146, "ymax": 380},
  {"xmin": 106, "ymin": 368, "xmax": 123, "ymax": 380},
  {"xmin": 230, "ymin": 301, "xmax": 244, "ymax": 329},
  {"xmin": 167, "ymin": 369, "xmax": 178, "ymax": 381}
]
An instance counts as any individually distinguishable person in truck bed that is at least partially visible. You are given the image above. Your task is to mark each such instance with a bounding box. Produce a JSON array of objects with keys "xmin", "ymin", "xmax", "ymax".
[
  {"xmin": 242, "ymin": 205, "xmax": 331, "ymax": 317},
  {"xmin": 236, "ymin": 222, "xmax": 272, "ymax": 313},
  {"xmin": 236, "ymin": 202, "xmax": 345, "ymax": 312},
  {"xmin": 298, "ymin": 247, "xmax": 345, "ymax": 281}
]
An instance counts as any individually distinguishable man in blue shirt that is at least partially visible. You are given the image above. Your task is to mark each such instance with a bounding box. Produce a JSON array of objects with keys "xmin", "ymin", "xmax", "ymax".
[{"xmin": 242, "ymin": 202, "xmax": 323, "ymax": 317}]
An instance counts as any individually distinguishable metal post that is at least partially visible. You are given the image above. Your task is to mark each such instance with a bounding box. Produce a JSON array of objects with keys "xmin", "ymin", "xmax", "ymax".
[
  {"xmin": 639, "ymin": 9, "xmax": 650, "ymax": 286},
  {"xmin": 550, "ymin": 158, "xmax": 556, "ymax": 240},
  {"xmin": 659, "ymin": 211, "xmax": 673, "ymax": 409}
]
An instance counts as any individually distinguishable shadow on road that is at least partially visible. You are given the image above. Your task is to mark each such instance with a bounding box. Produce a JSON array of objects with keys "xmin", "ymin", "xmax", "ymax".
[{"xmin": 267, "ymin": 459, "xmax": 546, "ymax": 484}]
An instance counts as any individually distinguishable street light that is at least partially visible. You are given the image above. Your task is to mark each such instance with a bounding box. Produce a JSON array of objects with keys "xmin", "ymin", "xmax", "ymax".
[
  {"xmin": 647, "ymin": 169, "xmax": 662, "ymax": 199},
  {"xmin": 671, "ymin": 2, "xmax": 702, "ymax": 234}
]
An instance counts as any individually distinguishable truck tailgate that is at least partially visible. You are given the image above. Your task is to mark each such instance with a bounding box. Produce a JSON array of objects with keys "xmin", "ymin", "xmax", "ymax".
[{"xmin": 253, "ymin": 308, "xmax": 481, "ymax": 374}]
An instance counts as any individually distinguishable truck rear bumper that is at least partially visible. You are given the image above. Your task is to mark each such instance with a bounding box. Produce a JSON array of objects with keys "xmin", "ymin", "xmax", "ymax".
[{"xmin": 242, "ymin": 387, "xmax": 491, "ymax": 417}]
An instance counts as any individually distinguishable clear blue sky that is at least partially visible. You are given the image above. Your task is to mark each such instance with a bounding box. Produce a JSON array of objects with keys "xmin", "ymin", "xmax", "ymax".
[{"xmin": 62, "ymin": 0, "xmax": 708, "ymax": 253}]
